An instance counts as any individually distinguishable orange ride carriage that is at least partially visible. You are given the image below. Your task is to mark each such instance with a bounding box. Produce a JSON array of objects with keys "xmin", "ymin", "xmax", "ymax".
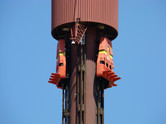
[{"xmin": 97, "ymin": 37, "xmax": 121, "ymax": 88}]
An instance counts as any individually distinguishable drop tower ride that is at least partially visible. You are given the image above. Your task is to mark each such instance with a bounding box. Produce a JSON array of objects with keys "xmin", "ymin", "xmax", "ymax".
[{"xmin": 48, "ymin": 0, "xmax": 121, "ymax": 124}]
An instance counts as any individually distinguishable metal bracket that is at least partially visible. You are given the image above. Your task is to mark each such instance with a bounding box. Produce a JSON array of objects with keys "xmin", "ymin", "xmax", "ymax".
[{"xmin": 70, "ymin": 19, "xmax": 87, "ymax": 45}]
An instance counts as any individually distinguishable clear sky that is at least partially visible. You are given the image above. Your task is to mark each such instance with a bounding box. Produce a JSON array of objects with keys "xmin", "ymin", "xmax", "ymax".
[{"xmin": 0, "ymin": 0, "xmax": 166, "ymax": 124}]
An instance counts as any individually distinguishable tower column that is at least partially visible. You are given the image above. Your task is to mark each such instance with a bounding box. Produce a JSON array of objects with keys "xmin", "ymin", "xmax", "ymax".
[
  {"xmin": 85, "ymin": 28, "xmax": 97, "ymax": 124},
  {"xmin": 70, "ymin": 45, "xmax": 77, "ymax": 124}
]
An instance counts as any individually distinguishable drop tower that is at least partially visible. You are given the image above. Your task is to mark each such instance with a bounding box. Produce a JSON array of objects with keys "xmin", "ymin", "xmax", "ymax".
[{"xmin": 49, "ymin": 0, "xmax": 121, "ymax": 124}]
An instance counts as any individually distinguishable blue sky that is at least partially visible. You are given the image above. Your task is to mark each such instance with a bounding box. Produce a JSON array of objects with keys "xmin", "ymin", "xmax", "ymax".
[{"xmin": 0, "ymin": 0, "xmax": 166, "ymax": 124}]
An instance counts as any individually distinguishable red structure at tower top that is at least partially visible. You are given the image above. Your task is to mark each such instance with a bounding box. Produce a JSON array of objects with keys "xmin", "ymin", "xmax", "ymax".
[{"xmin": 51, "ymin": 0, "xmax": 118, "ymax": 41}]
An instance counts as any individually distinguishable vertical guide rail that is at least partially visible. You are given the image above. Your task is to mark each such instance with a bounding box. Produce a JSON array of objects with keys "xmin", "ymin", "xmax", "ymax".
[
  {"xmin": 76, "ymin": 40, "xmax": 85, "ymax": 124},
  {"xmin": 83, "ymin": 45, "xmax": 86, "ymax": 124},
  {"xmin": 97, "ymin": 78, "xmax": 104, "ymax": 124},
  {"xmin": 62, "ymin": 86, "xmax": 64, "ymax": 124},
  {"xmin": 62, "ymin": 39, "xmax": 71, "ymax": 124},
  {"xmin": 81, "ymin": 44, "xmax": 86, "ymax": 124},
  {"xmin": 62, "ymin": 85, "xmax": 70, "ymax": 124},
  {"xmin": 80, "ymin": 44, "xmax": 83, "ymax": 124},
  {"xmin": 65, "ymin": 86, "xmax": 68, "ymax": 124},
  {"xmin": 97, "ymin": 82, "xmax": 100, "ymax": 124},
  {"xmin": 101, "ymin": 80, "xmax": 104, "ymax": 124},
  {"xmin": 76, "ymin": 47, "xmax": 80, "ymax": 124}
]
